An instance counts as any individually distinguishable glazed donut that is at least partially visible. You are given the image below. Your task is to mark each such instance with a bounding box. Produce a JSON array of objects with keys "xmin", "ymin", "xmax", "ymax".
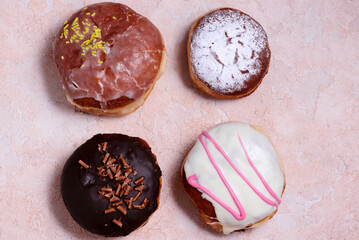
[
  {"xmin": 187, "ymin": 8, "xmax": 270, "ymax": 98},
  {"xmin": 53, "ymin": 3, "xmax": 166, "ymax": 116},
  {"xmin": 61, "ymin": 134, "xmax": 162, "ymax": 236},
  {"xmin": 182, "ymin": 122, "xmax": 285, "ymax": 234}
]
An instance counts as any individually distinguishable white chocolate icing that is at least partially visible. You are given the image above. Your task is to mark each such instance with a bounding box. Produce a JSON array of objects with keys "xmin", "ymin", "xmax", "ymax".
[{"xmin": 184, "ymin": 122, "xmax": 284, "ymax": 234}]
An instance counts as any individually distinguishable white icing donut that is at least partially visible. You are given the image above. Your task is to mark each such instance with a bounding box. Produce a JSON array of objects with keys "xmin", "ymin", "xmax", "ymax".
[{"xmin": 184, "ymin": 122, "xmax": 284, "ymax": 234}]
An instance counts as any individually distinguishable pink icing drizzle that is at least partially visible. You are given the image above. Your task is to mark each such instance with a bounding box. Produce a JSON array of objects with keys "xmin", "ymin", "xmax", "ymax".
[{"xmin": 187, "ymin": 131, "xmax": 281, "ymax": 221}]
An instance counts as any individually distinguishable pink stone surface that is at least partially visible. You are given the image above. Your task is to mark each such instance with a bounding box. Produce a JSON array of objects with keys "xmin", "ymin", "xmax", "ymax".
[{"xmin": 0, "ymin": 0, "xmax": 358, "ymax": 239}]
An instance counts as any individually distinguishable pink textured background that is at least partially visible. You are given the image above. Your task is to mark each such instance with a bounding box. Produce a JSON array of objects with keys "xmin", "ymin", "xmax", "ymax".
[{"xmin": 0, "ymin": 0, "xmax": 358, "ymax": 239}]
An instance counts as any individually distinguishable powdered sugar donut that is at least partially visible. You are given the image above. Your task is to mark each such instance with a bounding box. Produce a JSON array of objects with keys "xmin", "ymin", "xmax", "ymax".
[
  {"xmin": 182, "ymin": 122, "xmax": 285, "ymax": 233},
  {"xmin": 188, "ymin": 8, "xmax": 270, "ymax": 98}
]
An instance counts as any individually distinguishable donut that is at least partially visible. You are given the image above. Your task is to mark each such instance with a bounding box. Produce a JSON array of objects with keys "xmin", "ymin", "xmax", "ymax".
[
  {"xmin": 61, "ymin": 134, "xmax": 162, "ymax": 236},
  {"xmin": 53, "ymin": 3, "xmax": 166, "ymax": 116},
  {"xmin": 181, "ymin": 122, "xmax": 285, "ymax": 234},
  {"xmin": 187, "ymin": 8, "xmax": 270, "ymax": 99}
]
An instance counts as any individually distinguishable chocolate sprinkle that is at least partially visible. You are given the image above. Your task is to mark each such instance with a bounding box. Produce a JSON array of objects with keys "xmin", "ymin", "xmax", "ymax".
[
  {"xmin": 112, "ymin": 219, "xmax": 123, "ymax": 227},
  {"xmin": 133, "ymin": 204, "xmax": 143, "ymax": 209},
  {"xmin": 78, "ymin": 160, "xmax": 89, "ymax": 169},
  {"xmin": 117, "ymin": 205, "xmax": 127, "ymax": 215},
  {"xmin": 134, "ymin": 176, "xmax": 144, "ymax": 185},
  {"xmin": 133, "ymin": 191, "xmax": 141, "ymax": 201},
  {"xmin": 103, "ymin": 153, "xmax": 110, "ymax": 164},
  {"xmin": 105, "ymin": 208, "xmax": 116, "ymax": 214},
  {"xmin": 134, "ymin": 185, "xmax": 145, "ymax": 191}
]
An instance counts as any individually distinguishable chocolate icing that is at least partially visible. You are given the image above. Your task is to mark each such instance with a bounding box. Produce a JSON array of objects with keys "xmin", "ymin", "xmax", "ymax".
[{"xmin": 61, "ymin": 134, "xmax": 162, "ymax": 236}]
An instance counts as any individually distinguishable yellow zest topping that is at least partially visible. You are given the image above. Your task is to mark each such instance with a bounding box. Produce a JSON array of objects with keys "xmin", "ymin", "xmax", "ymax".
[
  {"xmin": 82, "ymin": 27, "xmax": 89, "ymax": 35},
  {"xmin": 112, "ymin": 16, "xmax": 117, "ymax": 20},
  {"xmin": 61, "ymin": 24, "xmax": 69, "ymax": 39},
  {"xmin": 61, "ymin": 56, "xmax": 64, "ymax": 60},
  {"xmin": 84, "ymin": 7, "xmax": 87, "ymax": 10},
  {"xmin": 91, "ymin": 13, "xmax": 96, "ymax": 17},
  {"xmin": 98, "ymin": 60, "xmax": 103, "ymax": 64},
  {"xmin": 64, "ymin": 20, "xmax": 68, "ymax": 24},
  {"xmin": 70, "ymin": 17, "xmax": 84, "ymax": 41},
  {"xmin": 61, "ymin": 15, "xmax": 106, "ymax": 60}
]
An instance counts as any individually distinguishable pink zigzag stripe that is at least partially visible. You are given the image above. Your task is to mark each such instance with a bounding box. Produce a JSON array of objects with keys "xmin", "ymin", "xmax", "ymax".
[{"xmin": 187, "ymin": 131, "xmax": 280, "ymax": 221}]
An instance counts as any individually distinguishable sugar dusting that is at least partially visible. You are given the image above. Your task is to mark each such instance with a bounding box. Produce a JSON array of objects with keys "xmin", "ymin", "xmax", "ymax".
[{"xmin": 190, "ymin": 9, "xmax": 268, "ymax": 94}]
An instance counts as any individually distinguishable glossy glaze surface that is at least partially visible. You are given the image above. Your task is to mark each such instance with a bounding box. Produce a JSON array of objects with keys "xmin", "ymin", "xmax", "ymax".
[{"xmin": 61, "ymin": 134, "xmax": 161, "ymax": 236}]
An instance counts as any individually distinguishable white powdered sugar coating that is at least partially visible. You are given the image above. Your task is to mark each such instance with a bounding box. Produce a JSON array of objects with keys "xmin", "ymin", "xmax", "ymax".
[{"xmin": 190, "ymin": 9, "xmax": 268, "ymax": 94}]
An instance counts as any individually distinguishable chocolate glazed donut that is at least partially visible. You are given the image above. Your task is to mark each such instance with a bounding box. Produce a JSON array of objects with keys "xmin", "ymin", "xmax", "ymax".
[
  {"xmin": 53, "ymin": 3, "xmax": 167, "ymax": 116},
  {"xmin": 61, "ymin": 134, "xmax": 162, "ymax": 236}
]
